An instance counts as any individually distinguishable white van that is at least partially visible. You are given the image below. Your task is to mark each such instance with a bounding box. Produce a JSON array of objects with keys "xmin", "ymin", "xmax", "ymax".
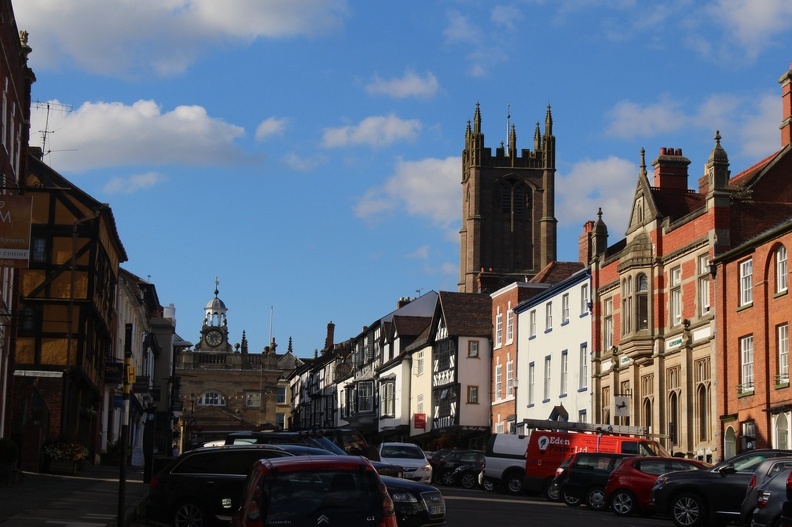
[{"xmin": 483, "ymin": 433, "xmax": 530, "ymax": 494}]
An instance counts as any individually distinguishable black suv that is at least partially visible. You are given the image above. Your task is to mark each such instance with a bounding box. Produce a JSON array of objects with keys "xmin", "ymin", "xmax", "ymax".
[
  {"xmin": 651, "ymin": 448, "xmax": 792, "ymax": 527},
  {"xmin": 145, "ymin": 444, "xmax": 317, "ymax": 527},
  {"xmin": 554, "ymin": 452, "xmax": 633, "ymax": 510}
]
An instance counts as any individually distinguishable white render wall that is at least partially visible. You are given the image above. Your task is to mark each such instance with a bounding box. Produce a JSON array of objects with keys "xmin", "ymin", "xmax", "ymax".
[
  {"xmin": 410, "ymin": 347, "xmax": 433, "ymax": 437},
  {"xmin": 378, "ymin": 358, "xmax": 412, "ymax": 432},
  {"xmin": 456, "ymin": 336, "xmax": 492, "ymax": 426},
  {"xmin": 516, "ymin": 275, "xmax": 592, "ymax": 428}
]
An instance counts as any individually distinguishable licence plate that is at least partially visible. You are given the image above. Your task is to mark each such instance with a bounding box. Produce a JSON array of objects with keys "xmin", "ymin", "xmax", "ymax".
[{"xmin": 430, "ymin": 505, "xmax": 445, "ymax": 516}]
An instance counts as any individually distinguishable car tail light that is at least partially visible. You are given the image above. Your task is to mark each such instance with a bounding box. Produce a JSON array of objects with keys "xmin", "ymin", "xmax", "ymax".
[
  {"xmin": 380, "ymin": 482, "xmax": 398, "ymax": 527},
  {"xmin": 149, "ymin": 475, "xmax": 160, "ymax": 489},
  {"xmin": 757, "ymin": 490, "xmax": 771, "ymax": 509},
  {"xmin": 748, "ymin": 474, "xmax": 757, "ymax": 491},
  {"xmin": 555, "ymin": 467, "xmax": 565, "ymax": 476}
]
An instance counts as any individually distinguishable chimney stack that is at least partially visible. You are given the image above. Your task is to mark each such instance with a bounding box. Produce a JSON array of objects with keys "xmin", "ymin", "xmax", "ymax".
[
  {"xmin": 652, "ymin": 148, "xmax": 691, "ymax": 191},
  {"xmin": 780, "ymin": 61, "xmax": 792, "ymax": 147}
]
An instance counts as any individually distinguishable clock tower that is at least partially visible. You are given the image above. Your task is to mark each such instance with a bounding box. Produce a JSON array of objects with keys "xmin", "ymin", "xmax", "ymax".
[{"xmin": 196, "ymin": 279, "xmax": 232, "ymax": 352}]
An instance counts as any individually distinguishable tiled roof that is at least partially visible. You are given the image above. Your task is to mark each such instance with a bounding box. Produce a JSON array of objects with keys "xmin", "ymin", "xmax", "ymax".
[
  {"xmin": 438, "ymin": 291, "xmax": 492, "ymax": 336},
  {"xmin": 530, "ymin": 261, "xmax": 585, "ymax": 284},
  {"xmin": 650, "ymin": 189, "xmax": 705, "ymax": 222},
  {"xmin": 392, "ymin": 315, "xmax": 431, "ymax": 337}
]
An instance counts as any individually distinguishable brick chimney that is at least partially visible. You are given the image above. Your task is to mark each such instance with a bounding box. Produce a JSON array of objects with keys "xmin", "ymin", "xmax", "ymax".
[
  {"xmin": 579, "ymin": 220, "xmax": 595, "ymax": 265},
  {"xmin": 323, "ymin": 322, "xmax": 335, "ymax": 353},
  {"xmin": 652, "ymin": 148, "xmax": 691, "ymax": 191},
  {"xmin": 780, "ymin": 61, "xmax": 792, "ymax": 147}
]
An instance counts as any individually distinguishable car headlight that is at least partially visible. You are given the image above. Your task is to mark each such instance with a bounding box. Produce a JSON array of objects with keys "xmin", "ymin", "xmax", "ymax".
[
  {"xmin": 654, "ymin": 476, "xmax": 668, "ymax": 490},
  {"xmin": 389, "ymin": 491, "xmax": 418, "ymax": 503}
]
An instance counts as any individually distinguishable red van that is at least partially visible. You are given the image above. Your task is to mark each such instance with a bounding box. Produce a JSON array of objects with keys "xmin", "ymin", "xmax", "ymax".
[{"xmin": 521, "ymin": 420, "xmax": 669, "ymax": 498}]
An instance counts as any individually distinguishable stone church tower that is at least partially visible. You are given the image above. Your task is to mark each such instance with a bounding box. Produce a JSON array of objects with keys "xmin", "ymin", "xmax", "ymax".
[{"xmin": 459, "ymin": 103, "xmax": 557, "ymax": 293}]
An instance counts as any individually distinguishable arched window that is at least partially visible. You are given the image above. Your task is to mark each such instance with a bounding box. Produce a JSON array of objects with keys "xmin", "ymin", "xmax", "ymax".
[
  {"xmin": 622, "ymin": 277, "xmax": 632, "ymax": 334},
  {"xmin": 643, "ymin": 398, "xmax": 652, "ymax": 434},
  {"xmin": 668, "ymin": 391, "xmax": 679, "ymax": 447},
  {"xmin": 637, "ymin": 274, "xmax": 649, "ymax": 330},
  {"xmin": 724, "ymin": 426, "xmax": 737, "ymax": 460},
  {"xmin": 197, "ymin": 391, "xmax": 226, "ymax": 406},
  {"xmin": 697, "ymin": 384, "xmax": 709, "ymax": 442}
]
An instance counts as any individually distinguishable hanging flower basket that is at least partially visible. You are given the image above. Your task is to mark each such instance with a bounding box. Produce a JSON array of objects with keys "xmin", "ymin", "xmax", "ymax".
[{"xmin": 43, "ymin": 440, "xmax": 89, "ymax": 463}]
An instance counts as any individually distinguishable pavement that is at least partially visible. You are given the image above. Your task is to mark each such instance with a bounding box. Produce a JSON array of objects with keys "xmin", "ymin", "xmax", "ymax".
[{"xmin": 0, "ymin": 462, "xmax": 151, "ymax": 527}]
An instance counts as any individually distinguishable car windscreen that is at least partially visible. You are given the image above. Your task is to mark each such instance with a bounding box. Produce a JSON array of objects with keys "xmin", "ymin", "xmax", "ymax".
[{"xmin": 381, "ymin": 445, "xmax": 424, "ymax": 459}]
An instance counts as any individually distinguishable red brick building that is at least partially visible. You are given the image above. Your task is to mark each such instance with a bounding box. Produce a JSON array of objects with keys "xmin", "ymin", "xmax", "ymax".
[
  {"xmin": 587, "ymin": 60, "xmax": 792, "ymax": 463},
  {"xmin": 713, "ymin": 62, "xmax": 792, "ymax": 459}
]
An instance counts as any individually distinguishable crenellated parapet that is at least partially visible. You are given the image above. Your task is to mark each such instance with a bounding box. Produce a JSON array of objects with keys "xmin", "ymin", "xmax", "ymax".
[{"xmin": 463, "ymin": 102, "xmax": 555, "ymax": 175}]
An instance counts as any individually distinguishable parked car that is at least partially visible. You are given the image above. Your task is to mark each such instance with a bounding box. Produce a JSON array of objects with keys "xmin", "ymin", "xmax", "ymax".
[
  {"xmin": 379, "ymin": 442, "xmax": 433, "ymax": 483},
  {"xmin": 604, "ymin": 456, "xmax": 708, "ymax": 517},
  {"xmin": 433, "ymin": 449, "xmax": 485, "ymax": 487},
  {"xmin": 483, "ymin": 433, "xmax": 530, "ymax": 494},
  {"xmin": 220, "ymin": 430, "xmax": 404, "ymax": 478},
  {"xmin": 651, "ymin": 449, "xmax": 792, "ymax": 527},
  {"xmin": 739, "ymin": 457, "xmax": 792, "ymax": 525},
  {"xmin": 553, "ymin": 452, "xmax": 633, "ymax": 511},
  {"xmin": 746, "ymin": 466, "xmax": 792, "ymax": 527},
  {"xmin": 380, "ymin": 475, "xmax": 446, "ymax": 527},
  {"xmin": 231, "ymin": 455, "xmax": 398, "ymax": 527},
  {"xmin": 428, "ymin": 448, "xmax": 456, "ymax": 476},
  {"xmin": 145, "ymin": 444, "xmax": 305, "ymax": 527}
]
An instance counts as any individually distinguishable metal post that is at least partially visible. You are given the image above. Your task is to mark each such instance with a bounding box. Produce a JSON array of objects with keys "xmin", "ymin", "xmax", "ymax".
[{"xmin": 118, "ymin": 323, "xmax": 133, "ymax": 526}]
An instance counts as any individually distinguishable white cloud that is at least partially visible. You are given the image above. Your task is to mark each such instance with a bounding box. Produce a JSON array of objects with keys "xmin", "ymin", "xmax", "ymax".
[
  {"xmin": 103, "ymin": 172, "xmax": 167, "ymax": 194},
  {"xmin": 30, "ymin": 99, "xmax": 245, "ymax": 173},
  {"xmin": 491, "ymin": 5, "xmax": 525, "ymax": 30},
  {"xmin": 708, "ymin": 0, "xmax": 792, "ymax": 60},
  {"xmin": 15, "ymin": 0, "xmax": 350, "ymax": 77},
  {"xmin": 733, "ymin": 92, "xmax": 780, "ymax": 159},
  {"xmin": 355, "ymin": 156, "xmax": 459, "ymax": 226},
  {"xmin": 255, "ymin": 117, "xmax": 288, "ymax": 142},
  {"xmin": 282, "ymin": 152, "xmax": 327, "ymax": 172},
  {"xmin": 556, "ymin": 156, "xmax": 636, "ymax": 237},
  {"xmin": 365, "ymin": 71, "xmax": 439, "ymax": 99},
  {"xmin": 604, "ymin": 95, "xmax": 689, "ymax": 138},
  {"xmin": 443, "ymin": 10, "xmax": 481, "ymax": 44},
  {"xmin": 321, "ymin": 115, "xmax": 421, "ymax": 148},
  {"xmin": 406, "ymin": 245, "xmax": 431, "ymax": 259}
]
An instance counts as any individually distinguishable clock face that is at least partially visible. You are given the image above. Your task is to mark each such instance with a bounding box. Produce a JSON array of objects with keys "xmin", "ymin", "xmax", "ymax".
[{"xmin": 205, "ymin": 330, "xmax": 223, "ymax": 347}]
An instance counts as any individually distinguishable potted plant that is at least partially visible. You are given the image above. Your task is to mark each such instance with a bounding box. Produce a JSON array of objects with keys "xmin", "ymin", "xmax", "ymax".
[
  {"xmin": 0, "ymin": 437, "xmax": 19, "ymax": 485},
  {"xmin": 43, "ymin": 439, "xmax": 89, "ymax": 474}
]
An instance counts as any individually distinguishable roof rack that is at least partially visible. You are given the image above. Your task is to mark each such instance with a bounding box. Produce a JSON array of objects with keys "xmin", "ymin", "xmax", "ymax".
[{"xmin": 520, "ymin": 418, "xmax": 646, "ymax": 436}]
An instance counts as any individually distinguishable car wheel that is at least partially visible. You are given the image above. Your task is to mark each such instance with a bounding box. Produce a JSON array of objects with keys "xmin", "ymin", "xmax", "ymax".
[
  {"xmin": 482, "ymin": 477, "xmax": 496, "ymax": 492},
  {"xmin": 586, "ymin": 486, "xmax": 607, "ymax": 511},
  {"xmin": 459, "ymin": 472, "xmax": 478, "ymax": 489},
  {"xmin": 670, "ymin": 492, "xmax": 707, "ymax": 527},
  {"xmin": 504, "ymin": 473, "xmax": 523, "ymax": 495},
  {"xmin": 173, "ymin": 500, "xmax": 210, "ymax": 527},
  {"xmin": 439, "ymin": 470, "xmax": 455, "ymax": 486},
  {"xmin": 546, "ymin": 481, "xmax": 561, "ymax": 502},
  {"xmin": 610, "ymin": 490, "xmax": 636, "ymax": 516},
  {"xmin": 563, "ymin": 490, "xmax": 581, "ymax": 507}
]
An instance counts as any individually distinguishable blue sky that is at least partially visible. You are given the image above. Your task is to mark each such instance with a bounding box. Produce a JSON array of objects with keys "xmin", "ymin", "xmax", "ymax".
[{"xmin": 14, "ymin": 0, "xmax": 792, "ymax": 357}]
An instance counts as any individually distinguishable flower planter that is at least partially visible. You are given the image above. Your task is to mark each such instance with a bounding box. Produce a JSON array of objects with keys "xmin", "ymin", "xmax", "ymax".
[{"xmin": 49, "ymin": 459, "xmax": 79, "ymax": 475}]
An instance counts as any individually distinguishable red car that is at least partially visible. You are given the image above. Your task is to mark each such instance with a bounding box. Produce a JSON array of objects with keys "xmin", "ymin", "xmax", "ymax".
[
  {"xmin": 232, "ymin": 454, "xmax": 398, "ymax": 527},
  {"xmin": 605, "ymin": 456, "xmax": 708, "ymax": 516}
]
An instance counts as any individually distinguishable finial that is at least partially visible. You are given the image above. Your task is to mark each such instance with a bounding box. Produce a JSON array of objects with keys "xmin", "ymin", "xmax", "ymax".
[
  {"xmin": 214, "ymin": 276, "xmax": 220, "ymax": 297},
  {"xmin": 714, "ymin": 130, "xmax": 721, "ymax": 145},
  {"xmin": 640, "ymin": 148, "xmax": 647, "ymax": 178}
]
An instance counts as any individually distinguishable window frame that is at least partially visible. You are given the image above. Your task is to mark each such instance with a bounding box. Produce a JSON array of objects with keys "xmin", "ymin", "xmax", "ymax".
[
  {"xmin": 670, "ymin": 266, "xmax": 682, "ymax": 327},
  {"xmin": 740, "ymin": 259, "xmax": 754, "ymax": 307},
  {"xmin": 777, "ymin": 246, "xmax": 788, "ymax": 294}
]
